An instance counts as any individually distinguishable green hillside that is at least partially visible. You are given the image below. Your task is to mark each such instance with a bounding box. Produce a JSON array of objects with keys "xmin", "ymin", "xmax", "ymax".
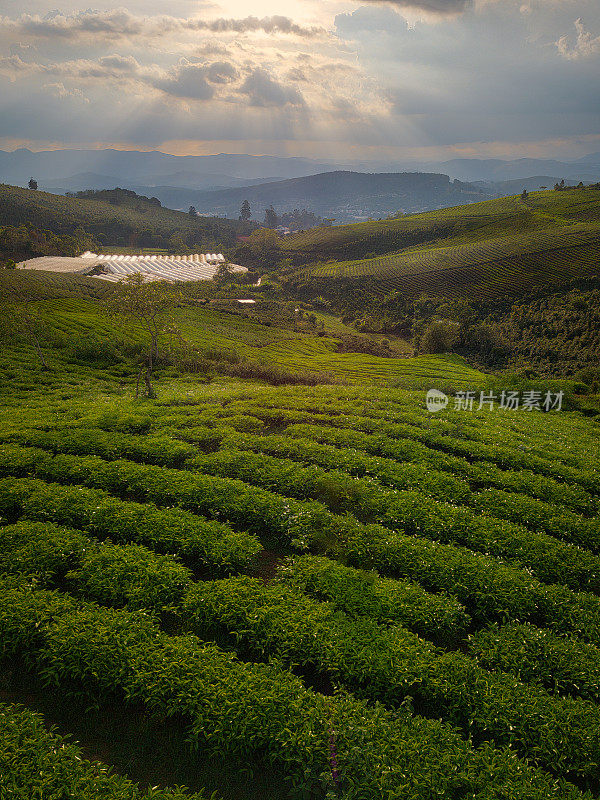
[
  {"xmin": 0, "ymin": 278, "xmax": 483, "ymax": 390},
  {"xmin": 2, "ymin": 215, "xmax": 600, "ymax": 800},
  {"xmin": 0, "ymin": 350, "xmax": 599, "ymax": 799},
  {"xmin": 0, "ymin": 183, "xmax": 247, "ymax": 254},
  {"xmin": 281, "ymin": 189, "xmax": 600, "ymax": 301}
]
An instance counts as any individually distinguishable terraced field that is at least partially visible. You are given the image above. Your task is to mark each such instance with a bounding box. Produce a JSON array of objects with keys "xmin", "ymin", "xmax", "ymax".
[
  {"xmin": 291, "ymin": 224, "xmax": 600, "ymax": 299},
  {"xmin": 1, "ymin": 373, "xmax": 599, "ymax": 799},
  {"xmin": 2, "ymin": 187, "xmax": 600, "ymax": 800},
  {"xmin": 284, "ymin": 189, "xmax": 600, "ymax": 300}
]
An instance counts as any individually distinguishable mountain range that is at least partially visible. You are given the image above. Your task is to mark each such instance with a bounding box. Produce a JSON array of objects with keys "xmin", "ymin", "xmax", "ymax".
[
  {"xmin": 2, "ymin": 148, "xmax": 599, "ymax": 221},
  {"xmin": 147, "ymin": 171, "xmax": 492, "ymax": 222}
]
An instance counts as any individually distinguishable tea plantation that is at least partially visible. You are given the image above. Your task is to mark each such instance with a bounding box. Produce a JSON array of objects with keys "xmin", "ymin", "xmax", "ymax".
[
  {"xmin": 282, "ymin": 189, "xmax": 600, "ymax": 301},
  {"xmin": 1, "ymin": 318, "xmax": 600, "ymax": 800}
]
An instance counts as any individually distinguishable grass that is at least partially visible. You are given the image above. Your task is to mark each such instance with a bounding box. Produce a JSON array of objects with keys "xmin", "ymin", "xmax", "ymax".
[{"xmin": 2, "ymin": 294, "xmax": 485, "ymax": 390}]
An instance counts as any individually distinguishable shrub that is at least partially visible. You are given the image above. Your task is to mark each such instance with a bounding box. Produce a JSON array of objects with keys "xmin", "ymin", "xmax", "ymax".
[
  {"xmin": 0, "ymin": 702, "xmax": 212, "ymax": 800},
  {"xmin": 0, "ymin": 583, "xmax": 591, "ymax": 800},
  {"xmin": 180, "ymin": 576, "xmax": 600, "ymax": 783},
  {"xmin": 420, "ymin": 321, "xmax": 459, "ymax": 354},
  {"xmin": 0, "ymin": 476, "xmax": 261, "ymax": 575},
  {"xmin": 469, "ymin": 622, "xmax": 600, "ymax": 704},
  {"xmin": 276, "ymin": 555, "xmax": 470, "ymax": 644},
  {"xmin": 68, "ymin": 541, "xmax": 192, "ymax": 611}
]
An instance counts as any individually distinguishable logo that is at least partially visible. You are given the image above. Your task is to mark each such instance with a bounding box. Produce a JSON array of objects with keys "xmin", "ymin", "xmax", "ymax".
[{"xmin": 426, "ymin": 389, "xmax": 449, "ymax": 413}]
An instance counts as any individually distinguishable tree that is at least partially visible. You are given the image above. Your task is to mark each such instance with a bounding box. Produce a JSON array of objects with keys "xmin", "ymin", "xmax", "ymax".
[
  {"xmin": 0, "ymin": 300, "xmax": 49, "ymax": 369},
  {"xmin": 521, "ymin": 188, "xmax": 528, "ymax": 200},
  {"xmin": 168, "ymin": 233, "xmax": 187, "ymax": 253},
  {"xmin": 239, "ymin": 200, "xmax": 252, "ymax": 221},
  {"xmin": 264, "ymin": 206, "xmax": 279, "ymax": 228},
  {"xmin": 214, "ymin": 260, "xmax": 233, "ymax": 284},
  {"xmin": 188, "ymin": 206, "xmax": 197, "ymax": 217},
  {"xmin": 247, "ymin": 227, "xmax": 281, "ymax": 269},
  {"xmin": 103, "ymin": 273, "xmax": 181, "ymax": 399},
  {"xmin": 420, "ymin": 321, "xmax": 458, "ymax": 354},
  {"xmin": 28, "ymin": 178, "xmax": 38, "ymax": 190}
]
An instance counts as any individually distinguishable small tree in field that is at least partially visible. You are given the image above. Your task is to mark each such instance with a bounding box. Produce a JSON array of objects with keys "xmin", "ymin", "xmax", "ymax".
[
  {"xmin": 104, "ymin": 273, "xmax": 180, "ymax": 398},
  {"xmin": 0, "ymin": 300, "xmax": 50, "ymax": 369},
  {"xmin": 28, "ymin": 178, "xmax": 38, "ymax": 190},
  {"xmin": 420, "ymin": 321, "xmax": 458, "ymax": 354}
]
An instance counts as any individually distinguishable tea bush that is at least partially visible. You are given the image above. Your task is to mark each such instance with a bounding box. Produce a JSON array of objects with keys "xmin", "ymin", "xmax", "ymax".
[
  {"xmin": 182, "ymin": 576, "xmax": 600, "ymax": 782},
  {"xmin": 469, "ymin": 623, "xmax": 600, "ymax": 703},
  {"xmin": 0, "ymin": 476, "xmax": 261, "ymax": 574},
  {"xmin": 277, "ymin": 555, "xmax": 470, "ymax": 644},
  {"xmin": 0, "ymin": 702, "xmax": 212, "ymax": 800},
  {"xmin": 3, "ymin": 445, "xmax": 600, "ymax": 640},
  {"xmin": 0, "ymin": 583, "xmax": 592, "ymax": 800},
  {"xmin": 185, "ymin": 448, "xmax": 600, "ymax": 592}
]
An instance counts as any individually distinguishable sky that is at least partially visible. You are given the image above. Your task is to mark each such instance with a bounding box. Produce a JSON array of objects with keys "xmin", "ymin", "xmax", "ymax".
[{"xmin": 0, "ymin": 0, "xmax": 599, "ymax": 162}]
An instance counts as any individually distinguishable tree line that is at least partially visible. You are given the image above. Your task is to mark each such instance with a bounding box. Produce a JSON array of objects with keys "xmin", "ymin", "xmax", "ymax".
[{"xmin": 239, "ymin": 200, "xmax": 327, "ymax": 231}]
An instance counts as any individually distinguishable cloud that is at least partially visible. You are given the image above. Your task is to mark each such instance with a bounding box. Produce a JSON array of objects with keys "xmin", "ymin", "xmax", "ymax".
[
  {"xmin": 43, "ymin": 81, "xmax": 89, "ymax": 103},
  {"xmin": 194, "ymin": 15, "xmax": 324, "ymax": 37},
  {"xmin": 556, "ymin": 18, "xmax": 600, "ymax": 59},
  {"xmin": 238, "ymin": 68, "xmax": 305, "ymax": 107},
  {"xmin": 358, "ymin": 0, "xmax": 472, "ymax": 15},
  {"xmin": 0, "ymin": 10, "xmax": 325, "ymax": 41},
  {"xmin": 1, "ymin": 0, "xmax": 598, "ymax": 160},
  {"xmin": 153, "ymin": 63, "xmax": 215, "ymax": 100},
  {"xmin": 0, "ymin": 54, "xmax": 33, "ymax": 77},
  {"xmin": 205, "ymin": 61, "xmax": 238, "ymax": 84},
  {"xmin": 97, "ymin": 54, "xmax": 140, "ymax": 72}
]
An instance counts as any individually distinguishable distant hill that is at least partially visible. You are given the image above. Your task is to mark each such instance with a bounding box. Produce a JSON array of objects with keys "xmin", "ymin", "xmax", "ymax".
[
  {"xmin": 41, "ymin": 172, "xmax": 280, "ymax": 195},
  {"xmin": 4, "ymin": 147, "xmax": 600, "ymax": 220},
  {"xmin": 0, "ymin": 148, "xmax": 334, "ymax": 188},
  {"xmin": 0, "ymin": 184, "xmax": 247, "ymax": 258},
  {"xmin": 3, "ymin": 147, "xmax": 600, "ymax": 187},
  {"xmin": 434, "ymin": 158, "xmax": 600, "ymax": 184},
  {"xmin": 175, "ymin": 171, "xmax": 492, "ymax": 222}
]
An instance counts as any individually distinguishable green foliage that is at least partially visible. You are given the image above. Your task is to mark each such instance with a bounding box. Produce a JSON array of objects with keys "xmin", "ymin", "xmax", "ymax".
[
  {"xmin": 181, "ymin": 576, "xmax": 600, "ymax": 782},
  {"xmin": 0, "ymin": 520, "xmax": 88, "ymax": 582},
  {"xmin": 420, "ymin": 320, "xmax": 459, "ymax": 354},
  {"xmin": 185, "ymin": 445, "xmax": 600, "ymax": 593},
  {"xmin": 3, "ymin": 443, "xmax": 600, "ymax": 641},
  {"xmin": 0, "ymin": 183, "xmax": 245, "ymax": 251},
  {"xmin": 68, "ymin": 541, "xmax": 191, "ymax": 611},
  {"xmin": 276, "ymin": 555, "xmax": 470, "ymax": 644},
  {"xmin": 0, "ymin": 583, "xmax": 593, "ymax": 800},
  {"xmin": 0, "ymin": 222, "xmax": 95, "ymax": 261},
  {"xmin": 0, "ymin": 477, "xmax": 261, "ymax": 575},
  {"xmin": 8, "ymin": 426, "xmax": 197, "ymax": 466},
  {"xmin": 1, "ymin": 369, "xmax": 600, "ymax": 798},
  {"xmin": 0, "ymin": 519, "xmax": 191, "ymax": 611},
  {"xmin": 469, "ymin": 622, "xmax": 600, "ymax": 703},
  {"xmin": 0, "ymin": 702, "xmax": 212, "ymax": 800}
]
